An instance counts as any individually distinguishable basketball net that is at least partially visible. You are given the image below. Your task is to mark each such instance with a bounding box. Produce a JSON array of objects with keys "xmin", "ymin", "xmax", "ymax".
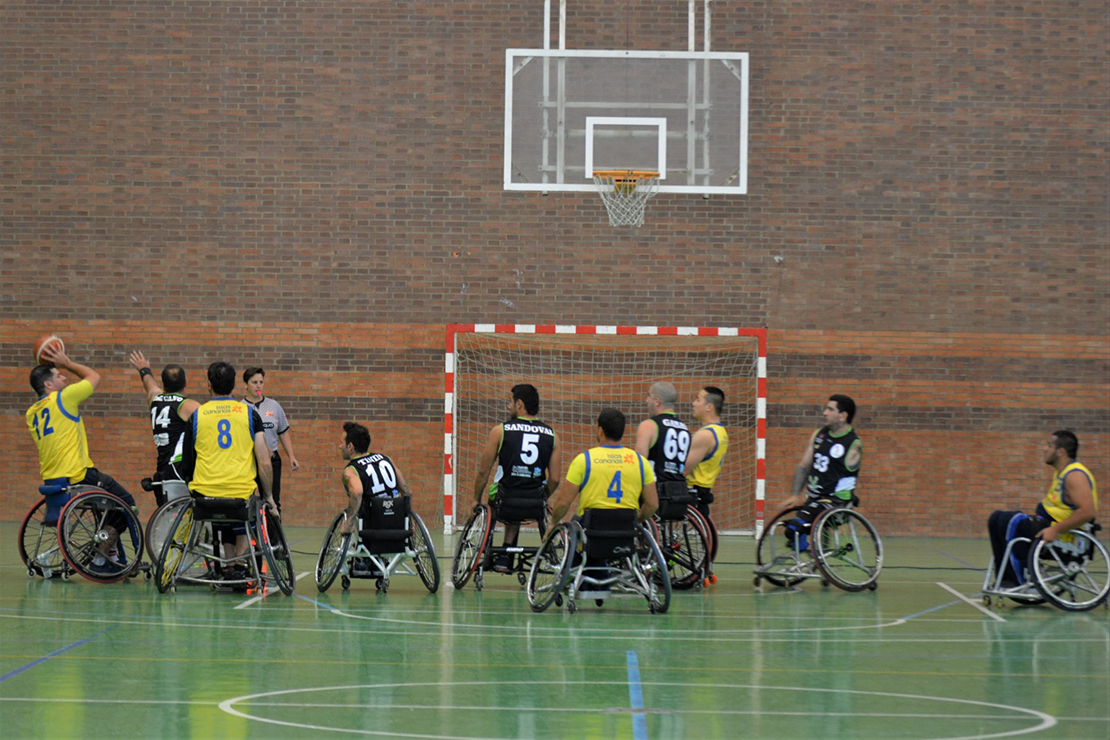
[{"xmin": 592, "ymin": 170, "xmax": 660, "ymax": 227}]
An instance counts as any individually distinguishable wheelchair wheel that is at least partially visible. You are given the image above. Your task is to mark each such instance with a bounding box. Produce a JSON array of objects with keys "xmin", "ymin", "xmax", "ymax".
[
  {"xmin": 754, "ymin": 506, "xmax": 808, "ymax": 588},
  {"xmin": 1028, "ymin": 530, "xmax": 1110, "ymax": 611},
  {"xmin": 155, "ymin": 501, "xmax": 195, "ymax": 593},
  {"xmin": 656, "ymin": 515, "xmax": 710, "ymax": 590},
  {"xmin": 19, "ymin": 499, "xmax": 68, "ymax": 579},
  {"xmin": 451, "ymin": 504, "xmax": 492, "ymax": 590},
  {"xmin": 527, "ymin": 522, "xmax": 577, "ymax": 613},
  {"xmin": 813, "ymin": 507, "xmax": 882, "ymax": 592},
  {"xmin": 145, "ymin": 497, "xmax": 190, "ymax": 563},
  {"xmin": 58, "ymin": 490, "xmax": 144, "ymax": 584},
  {"xmin": 315, "ymin": 512, "xmax": 352, "ymax": 593},
  {"xmin": 637, "ymin": 525, "xmax": 672, "ymax": 614},
  {"xmin": 689, "ymin": 507, "xmax": 719, "ymax": 563},
  {"xmin": 259, "ymin": 507, "xmax": 296, "ymax": 596},
  {"xmin": 410, "ymin": 511, "xmax": 441, "ymax": 593}
]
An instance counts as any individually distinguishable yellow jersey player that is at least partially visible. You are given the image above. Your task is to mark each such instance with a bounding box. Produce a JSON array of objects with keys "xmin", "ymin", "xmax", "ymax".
[
  {"xmin": 180, "ymin": 362, "xmax": 274, "ymax": 580},
  {"xmin": 26, "ymin": 343, "xmax": 137, "ymax": 573},
  {"xmin": 683, "ymin": 386, "xmax": 729, "ymax": 521},
  {"xmin": 549, "ymin": 408, "xmax": 658, "ymax": 525}
]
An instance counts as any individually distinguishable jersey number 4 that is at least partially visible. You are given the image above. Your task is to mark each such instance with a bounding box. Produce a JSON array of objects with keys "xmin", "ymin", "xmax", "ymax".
[{"xmin": 607, "ymin": 471, "xmax": 623, "ymax": 503}]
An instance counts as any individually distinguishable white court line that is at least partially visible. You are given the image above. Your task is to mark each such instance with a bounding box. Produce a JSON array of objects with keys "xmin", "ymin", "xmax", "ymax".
[
  {"xmin": 234, "ymin": 571, "xmax": 311, "ymax": 610},
  {"xmin": 937, "ymin": 582, "xmax": 1006, "ymax": 623}
]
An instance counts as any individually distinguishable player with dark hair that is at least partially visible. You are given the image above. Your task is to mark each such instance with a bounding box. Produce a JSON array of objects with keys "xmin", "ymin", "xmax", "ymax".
[
  {"xmin": 776, "ymin": 394, "xmax": 863, "ymax": 551},
  {"xmin": 473, "ymin": 383, "xmax": 561, "ymax": 571},
  {"xmin": 241, "ymin": 366, "xmax": 299, "ymax": 514},
  {"xmin": 987, "ymin": 431, "xmax": 1098, "ymax": 586},
  {"xmin": 180, "ymin": 361, "xmax": 275, "ymax": 582},
  {"xmin": 338, "ymin": 421, "xmax": 413, "ymax": 535},
  {"xmin": 26, "ymin": 344, "xmax": 137, "ymax": 572},
  {"xmin": 129, "ymin": 350, "xmax": 200, "ymax": 505},
  {"xmin": 549, "ymin": 407, "xmax": 658, "ymax": 525}
]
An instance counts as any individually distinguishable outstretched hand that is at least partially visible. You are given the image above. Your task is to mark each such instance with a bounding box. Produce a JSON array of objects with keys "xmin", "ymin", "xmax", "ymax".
[{"xmin": 129, "ymin": 350, "xmax": 151, "ymax": 371}]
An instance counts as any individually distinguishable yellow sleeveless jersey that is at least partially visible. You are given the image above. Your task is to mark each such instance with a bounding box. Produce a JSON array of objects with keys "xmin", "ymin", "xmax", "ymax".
[
  {"xmin": 1040, "ymin": 461, "xmax": 1098, "ymax": 524},
  {"xmin": 190, "ymin": 397, "xmax": 258, "ymax": 499},
  {"xmin": 565, "ymin": 445, "xmax": 656, "ymax": 517},
  {"xmin": 686, "ymin": 423, "xmax": 728, "ymax": 489},
  {"xmin": 26, "ymin": 379, "xmax": 96, "ymax": 483}
]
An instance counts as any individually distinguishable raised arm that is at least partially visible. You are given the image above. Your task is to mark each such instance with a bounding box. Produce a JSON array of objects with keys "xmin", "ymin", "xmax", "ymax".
[
  {"xmin": 42, "ymin": 345, "xmax": 100, "ymax": 390},
  {"xmin": 128, "ymin": 350, "xmax": 162, "ymax": 401}
]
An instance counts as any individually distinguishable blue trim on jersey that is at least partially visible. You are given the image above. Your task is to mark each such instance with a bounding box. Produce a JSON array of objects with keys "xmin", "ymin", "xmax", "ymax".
[
  {"xmin": 637, "ymin": 454, "xmax": 645, "ymax": 485},
  {"xmin": 248, "ymin": 407, "xmax": 255, "ymax": 436},
  {"xmin": 581, "ymin": 454, "xmax": 591, "ymax": 490},
  {"xmin": 191, "ymin": 412, "xmax": 198, "ymax": 449},
  {"xmin": 706, "ymin": 426, "xmax": 719, "ymax": 459},
  {"xmin": 55, "ymin": 391, "xmax": 80, "ymax": 423},
  {"xmin": 600, "ymin": 444, "xmax": 623, "ymax": 448}
]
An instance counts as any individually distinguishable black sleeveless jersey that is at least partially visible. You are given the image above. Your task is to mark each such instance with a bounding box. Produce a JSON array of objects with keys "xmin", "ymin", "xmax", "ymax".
[
  {"xmin": 495, "ymin": 418, "xmax": 556, "ymax": 498},
  {"xmin": 149, "ymin": 393, "xmax": 191, "ymax": 470},
  {"xmin": 646, "ymin": 413, "xmax": 691, "ymax": 482},
  {"xmin": 806, "ymin": 425, "xmax": 862, "ymax": 499},
  {"xmin": 347, "ymin": 453, "xmax": 403, "ymax": 517}
]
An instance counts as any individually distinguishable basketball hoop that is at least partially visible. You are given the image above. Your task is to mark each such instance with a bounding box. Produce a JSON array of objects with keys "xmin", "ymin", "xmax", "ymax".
[{"xmin": 592, "ymin": 170, "xmax": 660, "ymax": 227}]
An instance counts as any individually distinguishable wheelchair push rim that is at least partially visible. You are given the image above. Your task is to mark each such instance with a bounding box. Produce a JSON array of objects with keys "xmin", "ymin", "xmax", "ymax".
[
  {"xmin": 410, "ymin": 511, "xmax": 441, "ymax": 594},
  {"xmin": 1028, "ymin": 530, "xmax": 1110, "ymax": 611},
  {"xmin": 451, "ymin": 504, "xmax": 492, "ymax": 590},
  {"xmin": 637, "ymin": 524, "xmax": 672, "ymax": 614},
  {"xmin": 527, "ymin": 522, "xmax": 577, "ymax": 613},
  {"xmin": 754, "ymin": 506, "xmax": 809, "ymax": 588},
  {"xmin": 19, "ymin": 498, "xmax": 69, "ymax": 579},
  {"xmin": 315, "ymin": 512, "xmax": 353, "ymax": 593},
  {"xmin": 155, "ymin": 499, "xmax": 196, "ymax": 593},
  {"xmin": 259, "ymin": 505, "xmax": 296, "ymax": 596},
  {"xmin": 812, "ymin": 507, "xmax": 882, "ymax": 592},
  {"xmin": 58, "ymin": 488, "xmax": 145, "ymax": 584}
]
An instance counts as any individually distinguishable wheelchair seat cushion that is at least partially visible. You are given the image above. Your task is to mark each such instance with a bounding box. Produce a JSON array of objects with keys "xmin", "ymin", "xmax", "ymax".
[
  {"xmin": 191, "ymin": 494, "xmax": 251, "ymax": 522},
  {"xmin": 493, "ymin": 490, "xmax": 547, "ymax": 524},
  {"xmin": 655, "ymin": 480, "xmax": 695, "ymax": 521},
  {"xmin": 582, "ymin": 508, "xmax": 638, "ymax": 560}
]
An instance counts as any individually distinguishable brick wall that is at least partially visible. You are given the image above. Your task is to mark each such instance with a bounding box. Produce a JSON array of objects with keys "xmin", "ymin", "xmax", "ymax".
[{"xmin": 2, "ymin": 1, "xmax": 1106, "ymax": 536}]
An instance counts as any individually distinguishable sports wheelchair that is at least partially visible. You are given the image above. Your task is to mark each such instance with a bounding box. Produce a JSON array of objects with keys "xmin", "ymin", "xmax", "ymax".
[
  {"xmin": 982, "ymin": 520, "xmax": 1109, "ymax": 611},
  {"xmin": 154, "ymin": 493, "xmax": 295, "ymax": 595},
  {"xmin": 754, "ymin": 496, "xmax": 883, "ymax": 592},
  {"xmin": 451, "ymin": 492, "xmax": 549, "ymax": 590},
  {"xmin": 526, "ymin": 508, "xmax": 671, "ymax": 614},
  {"xmin": 315, "ymin": 494, "xmax": 439, "ymax": 594},
  {"xmin": 651, "ymin": 481, "xmax": 714, "ymax": 590},
  {"xmin": 19, "ymin": 483, "xmax": 144, "ymax": 583}
]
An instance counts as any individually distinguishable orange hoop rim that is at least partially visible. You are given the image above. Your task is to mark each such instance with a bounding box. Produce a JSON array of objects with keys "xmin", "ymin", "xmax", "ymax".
[{"xmin": 592, "ymin": 169, "xmax": 660, "ymax": 181}]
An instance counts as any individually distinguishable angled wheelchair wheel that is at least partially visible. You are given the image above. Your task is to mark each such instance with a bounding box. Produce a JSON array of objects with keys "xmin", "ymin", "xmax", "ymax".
[
  {"xmin": 527, "ymin": 522, "xmax": 577, "ymax": 613},
  {"xmin": 451, "ymin": 504, "xmax": 492, "ymax": 590},
  {"xmin": 754, "ymin": 506, "xmax": 808, "ymax": 588},
  {"xmin": 145, "ymin": 497, "xmax": 190, "ymax": 563},
  {"xmin": 20, "ymin": 498, "xmax": 68, "ymax": 579},
  {"xmin": 637, "ymin": 525, "xmax": 672, "ymax": 614},
  {"xmin": 315, "ymin": 512, "xmax": 352, "ymax": 593},
  {"xmin": 58, "ymin": 489, "xmax": 144, "ymax": 584},
  {"xmin": 656, "ymin": 515, "xmax": 710, "ymax": 590},
  {"xmin": 813, "ymin": 507, "xmax": 883, "ymax": 592},
  {"xmin": 689, "ymin": 507, "xmax": 719, "ymax": 563},
  {"xmin": 155, "ymin": 501, "xmax": 195, "ymax": 593},
  {"xmin": 1028, "ymin": 530, "xmax": 1110, "ymax": 611},
  {"xmin": 410, "ymin": 511, "xmax": 441, "ymax": 594},
  {"xmin": 259, "ymin": 507, "xmax": 295, "ymax": 596}
]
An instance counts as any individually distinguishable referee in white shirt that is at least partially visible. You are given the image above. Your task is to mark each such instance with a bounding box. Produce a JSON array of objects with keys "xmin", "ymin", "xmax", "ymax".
[{"xmin": 242, "ymin": 367, "xmax": 300, "ymax": 512}]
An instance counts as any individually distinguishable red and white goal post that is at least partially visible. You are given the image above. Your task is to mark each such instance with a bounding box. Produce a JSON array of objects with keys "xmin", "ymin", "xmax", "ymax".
[{"xmin": 443, "ymin": 324, "xmax": 767, "ymax": 537}]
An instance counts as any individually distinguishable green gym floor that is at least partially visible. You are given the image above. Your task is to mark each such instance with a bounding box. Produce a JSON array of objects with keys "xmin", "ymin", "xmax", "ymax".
[{"xmin": 2, "ymin": 523, "xmax": 1107, "ymax": 739}]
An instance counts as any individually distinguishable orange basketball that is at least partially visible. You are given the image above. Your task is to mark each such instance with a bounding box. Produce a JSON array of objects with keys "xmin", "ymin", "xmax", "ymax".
[{"xmin": 33, "ymin": 334, "xmax": 65, "ymax": 365}]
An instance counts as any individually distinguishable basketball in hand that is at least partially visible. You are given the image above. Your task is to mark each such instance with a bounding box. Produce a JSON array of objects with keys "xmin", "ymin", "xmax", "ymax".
[{"xmin": 33, "ymin": 335, "xmax": 66, "ymax": 365}]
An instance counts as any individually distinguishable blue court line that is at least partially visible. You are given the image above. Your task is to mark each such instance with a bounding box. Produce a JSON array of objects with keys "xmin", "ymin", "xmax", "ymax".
[
  {"xmin": 899, "ymin": 600, "xmax": 962, "ymax": 621},
  {"xmin": 294, "ymin": 594, "xmax": 342, "ymax": 611},
  {"xmin": 0, "ymin": 627, "xmax": 116, "ymax": 683},
  {"xmin": 626, "ymin": 650, "xmax": 648, "ymax": 740}
]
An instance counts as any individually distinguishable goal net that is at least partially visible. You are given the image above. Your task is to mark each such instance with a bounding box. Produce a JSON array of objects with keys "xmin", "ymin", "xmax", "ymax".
[{"xmin": 443, "ymin": 325, "xmax": 766, "ymax": 536}]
